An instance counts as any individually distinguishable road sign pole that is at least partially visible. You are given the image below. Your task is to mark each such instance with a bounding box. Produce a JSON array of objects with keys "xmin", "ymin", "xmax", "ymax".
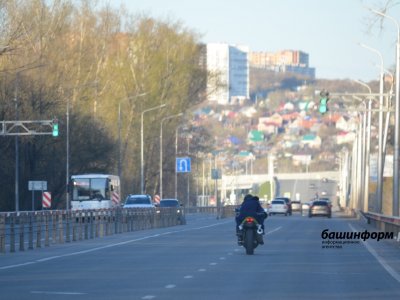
[{"xmin": 31, "ymin": 190, "xmax": 34, "ymax": 211}]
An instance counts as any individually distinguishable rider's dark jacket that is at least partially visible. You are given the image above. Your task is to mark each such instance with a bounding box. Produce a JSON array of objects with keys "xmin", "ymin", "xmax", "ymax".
[{"xmin": 236, "ymin": 195, "xmax": 266, "ymax": 228}]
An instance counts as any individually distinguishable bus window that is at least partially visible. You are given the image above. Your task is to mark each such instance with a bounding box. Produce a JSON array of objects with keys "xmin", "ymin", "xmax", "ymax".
[
  {"xmin": 73, "ymin": 179, "xmax": 90, "ymax": 201},
  {"xmin": 91, "ymin": 178, "xmax": 107, "ymax": 200}
]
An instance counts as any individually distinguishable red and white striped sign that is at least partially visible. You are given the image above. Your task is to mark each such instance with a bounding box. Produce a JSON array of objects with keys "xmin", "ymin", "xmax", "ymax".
[
  {"xmin": 112, "ymin": 191, "xmax": 120, "ymax": 205},
  {"xmin": 42, "ymin": 191, "xmax": 51, "ymax": 208},
  {"xmin": 154, "ymin": 194, "xmax": 160, "ymax": 204}
]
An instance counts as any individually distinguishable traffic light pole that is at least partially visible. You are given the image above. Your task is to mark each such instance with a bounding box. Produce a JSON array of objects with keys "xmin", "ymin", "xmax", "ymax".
[{"xmin": 1, "ymin": 119, "xmax": 59, "ymax": 212}]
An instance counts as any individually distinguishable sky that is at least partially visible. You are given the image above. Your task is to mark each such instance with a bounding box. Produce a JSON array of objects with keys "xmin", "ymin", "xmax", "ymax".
[{"xmin": 110, "ymin": 0, "xmax": 400, "ymax": 82}]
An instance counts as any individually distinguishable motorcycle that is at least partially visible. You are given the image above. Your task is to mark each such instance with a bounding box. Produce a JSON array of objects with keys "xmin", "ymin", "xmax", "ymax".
[{"xmin": 237, "ymin": 214, "xmax": 265, "ymax": 255}]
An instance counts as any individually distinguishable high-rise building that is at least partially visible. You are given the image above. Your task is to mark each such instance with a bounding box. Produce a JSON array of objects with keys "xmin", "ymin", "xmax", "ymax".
[
  {"xmin": 206, "ymin": 43, "xmax": 249, "ymax": 105},
  {"xmin": 249, "ymin": 50, "xmax": 315, "ymax": 78}
]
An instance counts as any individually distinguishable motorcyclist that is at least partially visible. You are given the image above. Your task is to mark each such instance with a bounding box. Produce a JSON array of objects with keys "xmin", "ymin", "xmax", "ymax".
[{"xmin": 235, "ymin": 194, "xmax": 267, "ymax": 245}]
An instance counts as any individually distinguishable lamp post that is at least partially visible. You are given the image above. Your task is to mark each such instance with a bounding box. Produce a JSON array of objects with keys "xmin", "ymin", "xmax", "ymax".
[
  {"xmin": 353, "ymin": 80, "xmax": 372, "ymax": 212},
  {"xmin": 368, "ymin": 7, "xmax": 400, "ymax": 216},
  {"xmin": 358, "ymin": 42, "xmax": 385, "ymax": 213},
  {"xmin": 160, "ymin": 113, "xmax": 183, "ymax": 200},
  {"xmin": 118, "ymin": 93, "xmax": 147, "ymax": 181},
  {"xmin": 141, "ymin": 103, "xmax": 167, "ymax": 194}
]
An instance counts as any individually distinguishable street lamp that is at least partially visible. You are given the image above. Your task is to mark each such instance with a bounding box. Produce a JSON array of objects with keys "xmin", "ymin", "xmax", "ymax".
[
  {"xmin": 353, "ymin": 79, "xmax": 372, "ymax": 212},
  {"xmin": 367, "ymin": 7, "xmax": 400, "ymax": 216},
  {"xmin": 141, "ymin": 103, "xmax": 167, "ymax": 194},
  {"xmin": 358, "ymin": 42, "xmax": 385, "ymax": 213},
  {"xmin": 160, "ymin": 113, "xmax": 183, "ymax": 200},
  {"xmin": 118, "ymin": 93, "xmax": 147, "ymax": 181}
]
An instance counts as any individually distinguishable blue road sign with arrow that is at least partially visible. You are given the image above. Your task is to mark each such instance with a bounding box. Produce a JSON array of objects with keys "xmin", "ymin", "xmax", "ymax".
[{"xmin": 176, "ymin": 157, "xmax": 191, "ymax": 173}]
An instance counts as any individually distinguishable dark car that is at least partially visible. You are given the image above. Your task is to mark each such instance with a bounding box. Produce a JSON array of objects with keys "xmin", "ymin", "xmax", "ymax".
[
  {"xmin": 157, "ymin": 199, "xmax": 185, "ymax": 224},
  {"xmin": 309, "ymin": 200, "xmax": 331, "ymax": 218},
  {"xmin": 274, "ymin": 197, "xmax": 292, "ymax": 215}
]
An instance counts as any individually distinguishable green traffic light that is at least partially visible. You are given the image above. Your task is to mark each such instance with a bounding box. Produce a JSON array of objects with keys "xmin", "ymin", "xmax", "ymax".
[
  {"xmin": 319, "ymin": 98, "xmax": 328, "ymax": 114},
  {"xmin": 52, "ymin": 122, "xmax": 59, "ymax": 137}
]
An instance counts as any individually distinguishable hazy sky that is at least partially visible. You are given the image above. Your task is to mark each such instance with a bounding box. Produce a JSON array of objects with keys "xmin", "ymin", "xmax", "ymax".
[{"xmin": 111, "ymin": 0, "xmax": 400, "ymax": 82}]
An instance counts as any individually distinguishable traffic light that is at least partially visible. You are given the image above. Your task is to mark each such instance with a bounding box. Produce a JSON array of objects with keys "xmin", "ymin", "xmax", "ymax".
[
  {"xmin": 319, "ymin": 90, "xmax": 329, "ymax": 114},
  {"xmin": 52, "ymin": 118, "xmax": 59, "ymax": 137}
]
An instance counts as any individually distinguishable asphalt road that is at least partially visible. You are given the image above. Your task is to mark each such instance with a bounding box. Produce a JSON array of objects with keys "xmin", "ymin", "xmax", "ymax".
[
  {"xmin": 1, "ymin": 213, "xmax": 400, "ymax": 300},
  {"xmin": 278, "ymin": 178, "xmax": 337, "ymax": 203}
]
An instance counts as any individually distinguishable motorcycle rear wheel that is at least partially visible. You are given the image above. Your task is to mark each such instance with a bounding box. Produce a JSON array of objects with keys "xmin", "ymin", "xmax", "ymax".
[{"xmin": 244, "ymin": 229, "xmax": 255, "ymax": 255}]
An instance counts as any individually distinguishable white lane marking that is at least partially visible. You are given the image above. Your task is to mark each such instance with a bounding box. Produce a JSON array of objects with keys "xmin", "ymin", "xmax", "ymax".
[
  {"xmin": 0, "ymin": 221, "xmax": 232, "ymax": 270},
  {"xmin": 265, "ymin": 226, "xmax": 282, "ymax": 235},
  {"xmin": 142, "ymin": 295, "xmax": 156, "ymax": 299},
  {"xmin": 165, "ymin": 284, "xmax": 176, "ymax": 289},
  {"xmin": 0, "ymin": 262, "xmax": 36, "ymax": 270},
  {"xmin": 198, "ymin": 268, "xmax": 206, "ymax": 272},
  {"xmin": 209, "ymin": 262, "xmax": 217, "ymax": 266},
  {"xmin": 227, "ymin": 252, "xmax": 233, "ymax": 255},
  {"xmin": 36, "ymin": 256, "xmax": 61, "ymax": 262},
  {"xmin": 219, "ymin": 257, "xmax": 226, "ymax": 260},
  {"xmin": 31, "ymin": 291, "xmax": 86, "ymax": 295},
  {"xmin": 184, "ymin": 275, "xmax": 193, "ymax": 279},
  {"xmin": 349, "ymin": 223, "xmax": 400, "ymax": 284}
]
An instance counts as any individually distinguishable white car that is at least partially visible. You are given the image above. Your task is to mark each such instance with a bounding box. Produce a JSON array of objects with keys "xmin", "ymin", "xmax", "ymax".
[
  {"xmin": 301, "ymin": 201, "xmax": 313, "ymax": 215},
  {"xmin": 123, "ymin": 194, "xmax": 155, "ymax": 209},
  {"xmin": 268, "ymin": 199, "xmax": 289, "ymax": 216}
]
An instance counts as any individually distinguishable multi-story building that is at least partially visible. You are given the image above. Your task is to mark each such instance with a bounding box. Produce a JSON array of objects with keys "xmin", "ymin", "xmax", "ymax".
[
  {"xmin": 250, "ymin": 50, "xmax": 315, "ymax": 78},
  {"xmin": 206, "ymin": 43, "xmax": 249, "ymax": 105}
]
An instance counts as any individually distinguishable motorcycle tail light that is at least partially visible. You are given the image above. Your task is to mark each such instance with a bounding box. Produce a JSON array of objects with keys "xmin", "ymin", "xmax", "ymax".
[{"xmin": 245, "ymin": 217, "xmax": 254, "ymax": 223}]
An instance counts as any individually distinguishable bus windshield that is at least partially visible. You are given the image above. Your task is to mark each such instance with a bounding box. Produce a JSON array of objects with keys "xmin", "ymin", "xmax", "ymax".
[{"xmin": 72, "ymin": 178, "xmax": 108, "ymax": 201}]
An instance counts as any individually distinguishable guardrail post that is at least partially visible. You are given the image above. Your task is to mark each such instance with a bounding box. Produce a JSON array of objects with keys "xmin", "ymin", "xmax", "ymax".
[
  {"xmin": 19, "ymin": 213, "xmax": 25, "ymax": 251},
  {"xmin": 72, "ymin": 211, "xmax": 77, "ymax": 242},
  {"xmin": 28, "ymin": 213, "xmax": 33, "ymax": 250},
  {"xmin": 10, "ymin": 214, "xmax": 15, "ymax": 252},
  {"xmin": 51, "ymin": 211, "xmax": 56, "ymax": 243},
  {"xmin": 65, "ymin": 210, "xmax": 71, "ymax": 243},
  {"xmin": 58, "ymin": 211, "xmax": 64, "ymax": 244},
  {"xmin": 78, "ymin": 211, "xmax": 83, "ymax": 241},
  {"xmin": 90, "ymin": 211, "xmax": 94, "ymax": 239},
  {"xmin": 0, "ymin": 214, "xmax": 5, "ymax": 253},
  {"xmin": 44, "ymin": 212, "xmax": 50, "ymax": 247},
  {"xmin": 84, "ymin": 213, "xmax": 89, "ymax": 240},
  {"xmin": 36, "ymin": 213, "xmax": 42, "ymax": 248}
]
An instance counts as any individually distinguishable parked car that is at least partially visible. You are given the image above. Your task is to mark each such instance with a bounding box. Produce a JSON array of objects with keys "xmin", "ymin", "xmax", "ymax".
[
  {"xmin": 123, "ymin": 194, "xmax": 155, "ymax": 209},
  {"xmin": 268, "ymin": 199, "xmax": 289, "ymax": 216},
  {"xmin": 309, "ymin": 200, "xmax": 331, "ymax": 218},
  {"xmin": 291, "ymin": 200, "xmax": 302, "ymax": 212},
  {"xmin": 274, "ymin": 197, "xmax": 292, "ymax": 215},
  {"xmin": 157, "ymin": 198, "xmax": 185, "ymax": 224}
]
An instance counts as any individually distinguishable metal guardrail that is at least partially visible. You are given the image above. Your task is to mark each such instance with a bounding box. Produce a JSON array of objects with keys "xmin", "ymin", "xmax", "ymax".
[
  {"xmin": 363, "ymin": 211, "xmax": 400, "ymax": 237},
  {"xmin": 0, "ymin": 206, "xmax": 236, "ymax": 254}
]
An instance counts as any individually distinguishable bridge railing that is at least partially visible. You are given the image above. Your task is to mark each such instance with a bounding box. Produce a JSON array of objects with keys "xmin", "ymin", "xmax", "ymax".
[
  {"xmin": 363, "ymin": 211, "xmax": 400, "ymax": 237},
  {"xmin": 0, "ymin": 206, "xmax": 235, "ymax": 254}
]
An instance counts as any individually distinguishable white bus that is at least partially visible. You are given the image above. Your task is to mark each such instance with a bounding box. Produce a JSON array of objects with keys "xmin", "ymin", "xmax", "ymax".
[{"xmin": 70, "ymin": 174, "xmax": 121, "ymax": 210}]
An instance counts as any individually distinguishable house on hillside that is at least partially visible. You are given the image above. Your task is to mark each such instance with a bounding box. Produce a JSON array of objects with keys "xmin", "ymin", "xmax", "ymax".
[
  {"xmin": 258, "ymin": 113, "xmax": 283, "ymax": 134},
  {"xmin": 300, "ymin": 134, "xmax": 321, "ymax": 149},
  {"xmin": 336, "ymin": 131, "xmax": 356, "ymax": 144},
  {"xmin": 248, "ymin": 130, "xmax": 264, "ymax": 144},
  {"xmin": 336, "ymin": 116, "xmax": 358, "ymax": 132},
  {"xmin": 292, "ymin": 154, "xmax": 312, "ymax": 166}
]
